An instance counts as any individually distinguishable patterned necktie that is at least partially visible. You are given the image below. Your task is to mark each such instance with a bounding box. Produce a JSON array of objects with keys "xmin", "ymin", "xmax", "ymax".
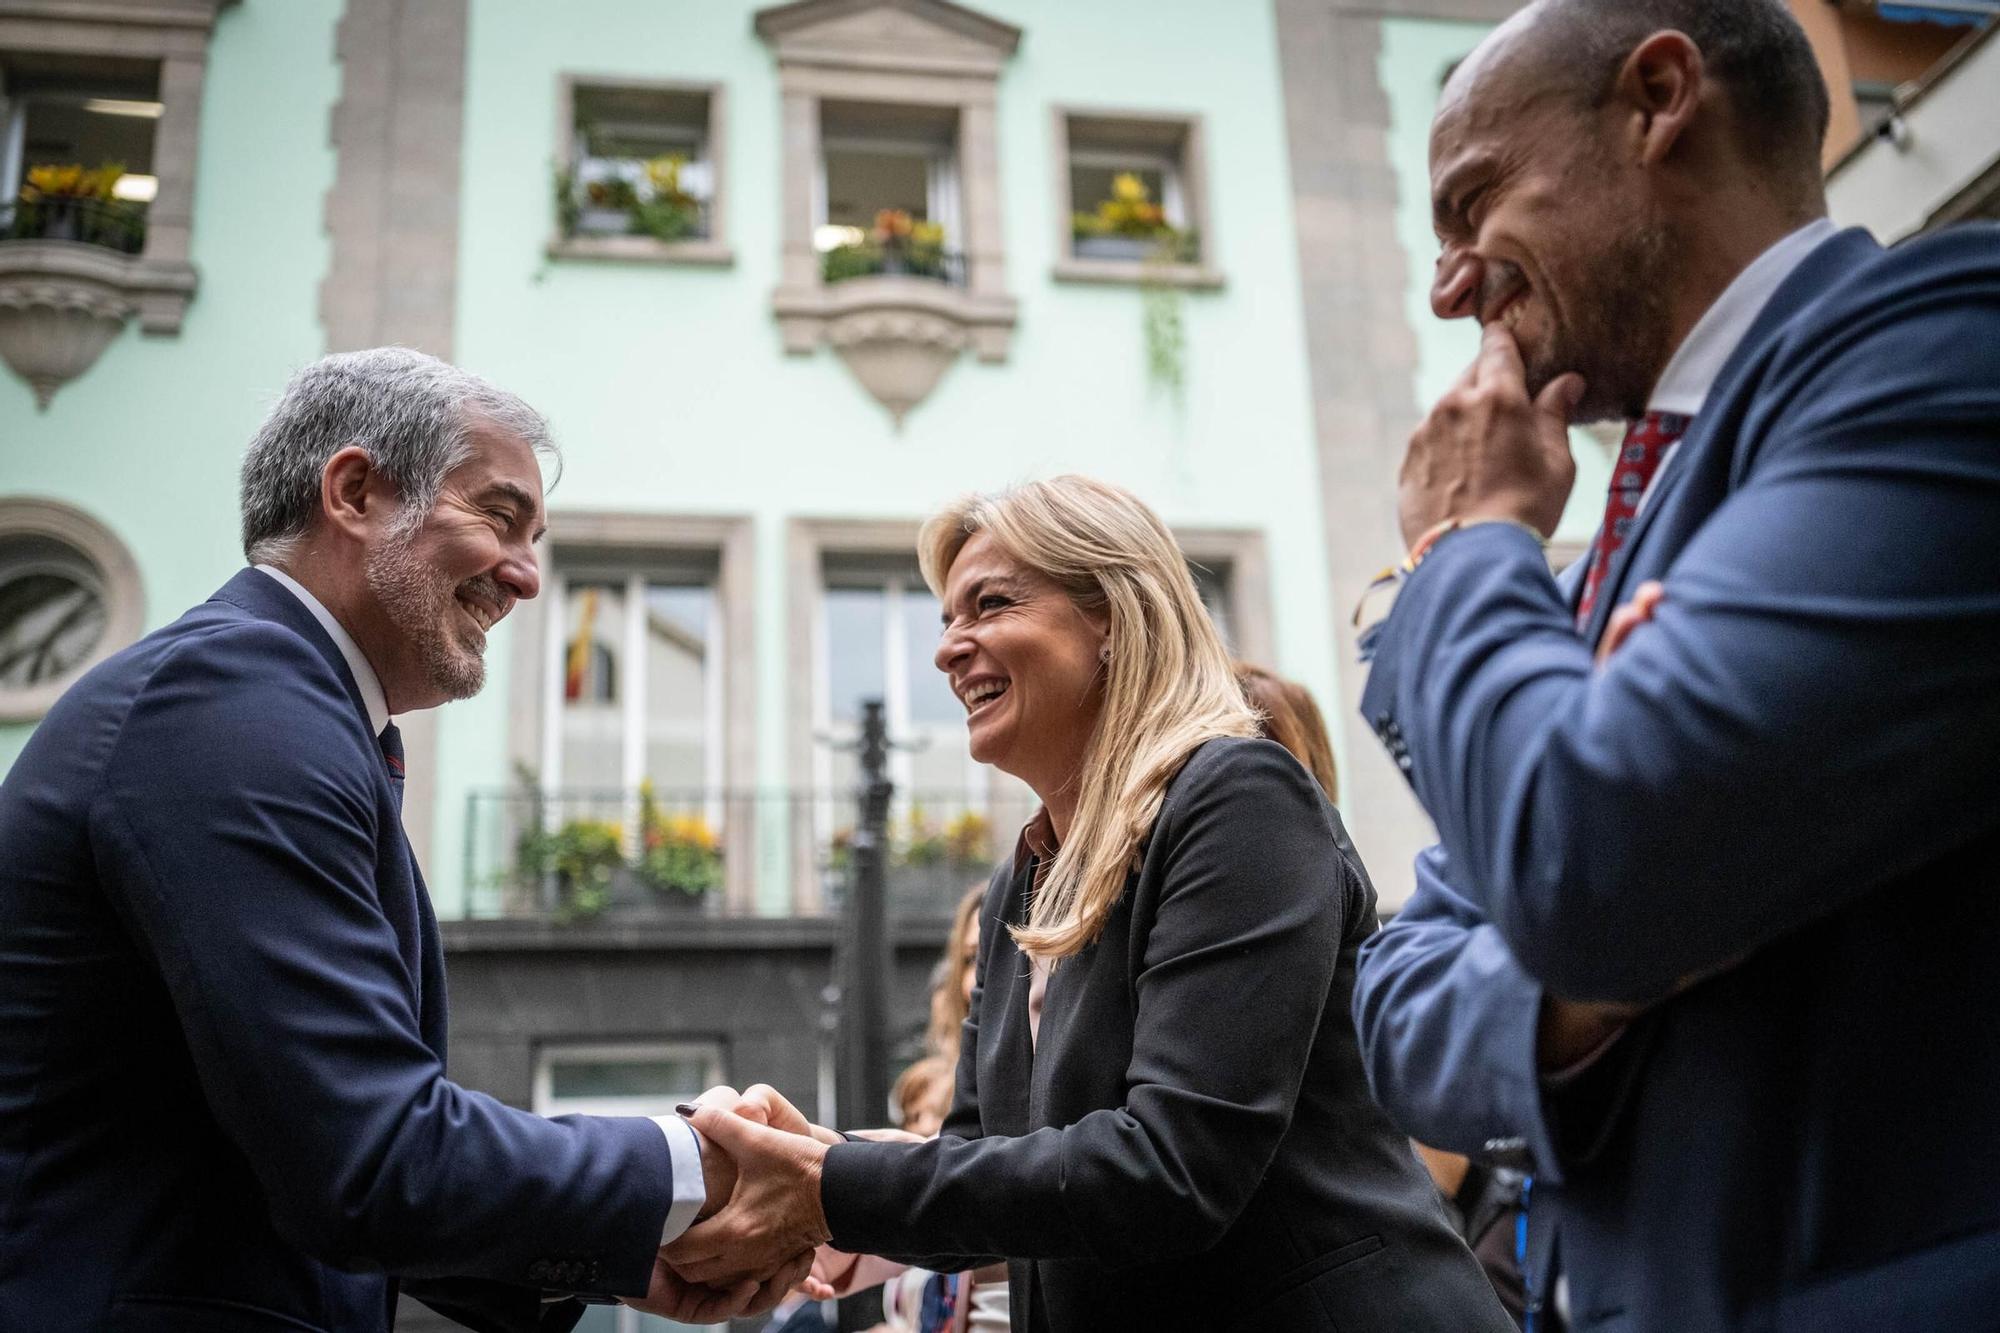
[
  {"xmin": 379, "ymin": 722, "xmax": 405, "ymax": 815},
  {"xmin": 1575, "ymin": 411, "xmax": 1691, "ymax": 629}
]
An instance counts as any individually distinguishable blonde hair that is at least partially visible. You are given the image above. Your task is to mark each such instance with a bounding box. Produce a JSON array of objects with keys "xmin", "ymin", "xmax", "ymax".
[{"xmin": 918, "ymin": 476, "xmax": 1257, "ymax": 962}]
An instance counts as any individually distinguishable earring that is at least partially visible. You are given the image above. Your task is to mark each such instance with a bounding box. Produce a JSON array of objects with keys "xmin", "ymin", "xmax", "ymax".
[{"xmin": 1099, "ymin": 643, "xmax": 1111, "ymax": 664}]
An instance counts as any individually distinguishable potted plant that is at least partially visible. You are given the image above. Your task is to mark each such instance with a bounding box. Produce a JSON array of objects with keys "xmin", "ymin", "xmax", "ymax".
[
  {"xmin": 822, "ymin": 209, "xmax": 950, "ymax": 284},
  {"xmin": 14, "ymin": 163, "xmax": 142, "ymax": 251},
  {"xmin": 634, "ymin": 782, "xmax": 722, "ymax": 905},
  {"xmin": 514, "ymin": 818, "xmax": 624, "ymax": 923},
  {"xmin": 555, "ymin": 153, "xmax": 705, "ymax": 242},
  {"xmin": 1072, "ymin": 172, "xmax": 1197, "ymax": 263}
]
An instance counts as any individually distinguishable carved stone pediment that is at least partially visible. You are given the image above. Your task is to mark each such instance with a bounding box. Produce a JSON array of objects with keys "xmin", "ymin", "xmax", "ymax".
[
  {"xmin": 0, "ymin": 243, "xmax": 198, "ymax": 408},
  {"xmin": 754, "ymin": 0, "xmax": 1020, "ymax": 76},
  {"xmin": 773, "ymin": 278, "xmax": 1015, "ymax": 424}
]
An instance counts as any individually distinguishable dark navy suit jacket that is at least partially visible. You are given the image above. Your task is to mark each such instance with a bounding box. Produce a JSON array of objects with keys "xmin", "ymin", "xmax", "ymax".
[
  {"xmin": 0, "ymin": 569, "xmax": 677, "ymax": 1332},
  {"xmin": 1353, "ymin": 223, "xmax": 2000, "ymax": 1331}
]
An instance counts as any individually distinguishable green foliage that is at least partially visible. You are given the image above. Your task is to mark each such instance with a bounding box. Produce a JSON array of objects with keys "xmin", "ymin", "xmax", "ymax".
[
  {"xmin": 634, "ymin": 783, "xmax": 723, "ymax": 897},
  {"xmin": 515, "ymin": 819, "xmax": 622, "ymax": 923}
]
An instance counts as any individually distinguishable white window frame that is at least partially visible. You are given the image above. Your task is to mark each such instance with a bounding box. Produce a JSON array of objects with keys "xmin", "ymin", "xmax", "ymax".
[
  {"xmin": 533, "ymin": 1040, "xmax": 726, "ymax": 1118},
  {"xmin": 814, "ymin": 131, "xmax": 962, "ymax": 249},
  {"xmin": 539, "ymin": 566, "xmax": 727, "ymax": 832},
  {"xmin": 548, "ymin": 74, "xmax": 731, "ymax": 267}
]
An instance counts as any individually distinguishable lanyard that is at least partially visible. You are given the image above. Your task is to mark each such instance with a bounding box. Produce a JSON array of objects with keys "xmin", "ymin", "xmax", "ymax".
[{"xmin": 1516, "ymin": 1175, "xmax": 1535, "ymax": 1333}]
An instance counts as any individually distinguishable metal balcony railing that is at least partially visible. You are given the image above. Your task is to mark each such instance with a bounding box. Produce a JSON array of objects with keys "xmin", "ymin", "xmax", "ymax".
[
  {"xmin": 461, "ymin": 786, "xmax": 1034, "ymax": 924},
  {"xmin": 821, "ymin": 244, "xmax": 968, "ymax": 287},
  {"xmin": 2, "ymin": 198, "xmax": 147, "ymax": 254}
]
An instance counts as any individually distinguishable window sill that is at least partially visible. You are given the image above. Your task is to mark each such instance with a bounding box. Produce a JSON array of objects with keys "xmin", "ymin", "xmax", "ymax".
[
  {"xmin": 546, "ymin": 235, "xmax": 735, "ymax": 267},
  {"xmin": 1052, "ymin": 257, "xmax": 1225, "ymax": 290}
]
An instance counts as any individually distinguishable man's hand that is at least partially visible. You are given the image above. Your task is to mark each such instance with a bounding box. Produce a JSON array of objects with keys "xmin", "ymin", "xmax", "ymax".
[
  {"xmin": 733, "ymin": 1083, "xmax": 844, "ymax": 1146},
  {"xmin": 1399, "ymin": 322, "xmax": 1586, "ymax": 548},
  {"xmin": 685, "ymin": 1084, "xmax": 750, "ymax": 1218},
  {"xmin": 1597, "ymin": 580, "xmax": 1665, "ymax": 666},
  {"xmin": 622, "ymin": 1257, "xmax": 759, "ymax": 1324},
  {"xmin": 1537, "ymin": 994, "xmax": 1645, "ymax": 1071},
  {"xmin": 662, "ymin": 1103, "xmax": 835, "ymax": 1288}
]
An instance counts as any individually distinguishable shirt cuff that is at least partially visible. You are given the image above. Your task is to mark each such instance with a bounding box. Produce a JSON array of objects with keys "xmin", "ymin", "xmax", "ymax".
[{"xmin": 652, "ymin": 1115, "xmax": 708, "ymax": 1243}]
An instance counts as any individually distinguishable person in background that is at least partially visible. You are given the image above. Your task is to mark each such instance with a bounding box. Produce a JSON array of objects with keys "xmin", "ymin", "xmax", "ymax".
[
  {"xmin": 926, "ymin": 883, "xmax": 986, "ymax": 1063},
  {"xmin": 892, "ymin": 1057, "xmax": 954, "ymax": 1142},
  {"xmin": 1234, "ymin": 661, "xmax": 1339, "ymax": 804}
]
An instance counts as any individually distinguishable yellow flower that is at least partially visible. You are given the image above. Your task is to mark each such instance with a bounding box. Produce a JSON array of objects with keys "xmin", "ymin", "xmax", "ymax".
[{"xmin": 1111, "ymin": 172, "xmax": 1150, "ymax": 204}]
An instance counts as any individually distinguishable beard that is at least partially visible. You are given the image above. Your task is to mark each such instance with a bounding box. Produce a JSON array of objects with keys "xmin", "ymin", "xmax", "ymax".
[
  {"xmin": 1523, "ymin": 213, "xmax": 1678, "ymax": 424},
  {"xmin": 365, "ymin": 532, "xmax": 491, "ymax": 702}
]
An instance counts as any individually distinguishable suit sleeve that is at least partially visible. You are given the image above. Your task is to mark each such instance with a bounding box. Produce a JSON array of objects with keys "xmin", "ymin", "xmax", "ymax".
[
  {"xmin": 820, "ymin": 741, "xmax": 1344, "ymax": 1269},
  {"xmin": 1352, "ymin": 846, "xmax": 1566, "ymax": 1181},
  {"xmin": 91, "ymin": 625, "xmax": 675, "ymax": 1296},
  {"xmin": 1360, "ymin": 252, "xmax": 2000, "ymax": 1002}
]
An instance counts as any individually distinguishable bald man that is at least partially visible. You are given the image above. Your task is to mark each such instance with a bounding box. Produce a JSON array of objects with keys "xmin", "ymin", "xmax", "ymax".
[{"xmin": 1350, "ymin": 2, "xmax": 2000, "ymax": 1330}]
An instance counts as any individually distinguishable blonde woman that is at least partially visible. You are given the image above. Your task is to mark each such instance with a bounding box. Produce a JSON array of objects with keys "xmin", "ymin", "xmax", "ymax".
[{"xmin": 667, "ymin": 477, "xmax": 1510, "ymax": 1332}]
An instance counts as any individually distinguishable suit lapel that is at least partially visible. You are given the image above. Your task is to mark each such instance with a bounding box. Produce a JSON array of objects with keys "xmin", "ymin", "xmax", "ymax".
[{"xmin": 1579, "ymin": 228, "xmax": 1881, "ymax": 643}]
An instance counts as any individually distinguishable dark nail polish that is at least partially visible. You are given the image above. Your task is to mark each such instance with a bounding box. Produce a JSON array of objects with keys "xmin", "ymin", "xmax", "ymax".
[{"xmin": 675, "ymin": 1102, "xmax": 697, "ymax": 1117}]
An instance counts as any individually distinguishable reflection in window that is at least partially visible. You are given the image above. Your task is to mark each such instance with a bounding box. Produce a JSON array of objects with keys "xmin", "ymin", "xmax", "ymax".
[
  {"xmin": 0, "ymin": 534, "xmax": 108, "ymax": 689},
  {"xmin": 550, "ymin": 565, "xmax": 719, "ymax": 800}
]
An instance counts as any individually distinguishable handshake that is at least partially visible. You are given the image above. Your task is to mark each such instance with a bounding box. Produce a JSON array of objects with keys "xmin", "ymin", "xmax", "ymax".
[{"xmin": 624, "ymin": 1083, "xmax": 914, "ymax": 1323}]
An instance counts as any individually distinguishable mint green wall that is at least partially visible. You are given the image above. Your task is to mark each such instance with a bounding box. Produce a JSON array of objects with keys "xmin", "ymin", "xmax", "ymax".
[
  {"xmin": 0, "ymin": 0, "xmax": 341, "ymax": 771},
  {"xmin": 1380, "ymin": 18, "xmax": 1612, "ymax": 544},
  {"xmin": 439, "ymin": 0, "xmax": 1335, "ymax": 912}
]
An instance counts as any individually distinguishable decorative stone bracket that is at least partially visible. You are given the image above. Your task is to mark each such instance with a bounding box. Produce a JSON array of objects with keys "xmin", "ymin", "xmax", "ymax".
[
  {"xmin": 774, "ymin": 278, "xmax": 1016, "ymax": 425},
  {"xmin": 0, "ymin": 243, "xmax": 197, "ymax": 409}
]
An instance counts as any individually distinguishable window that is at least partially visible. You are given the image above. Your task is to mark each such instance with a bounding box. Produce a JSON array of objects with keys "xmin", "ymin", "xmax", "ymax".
[
  {"xmin": 536, "ymin": 1041, "xmax": 725, "ymax": 1333},
  {"xmin": 542, "ymin": 557, "xmax": 724, "ymax": 805},
  {"xmin": 1, "ymin": 54, "xmax": 160, "ymax": 253},
  {"xmin": 812, "ymin": 556, "xmax": 1034, "ymax": 915},
  {"xmin": 1055, "ymin": 109, "xmax": 1221, "ymax": 288},
  {"xmin": 551, "ymin": 79, "xmax": 729, "ymax": 265},
  {"xmin": 0, "ymin": 2, "xmax": 230, "ymax": 404},
  {"xmin": 758, "ymin": 0, "xmax": 1021, "ymax": 421},
  {"xmin": 815, "ymin": 101, "xmax": 963, "ymax": 286},
  {"xmin": 0, "ymin": 499, "xmax": 142, "ymax": 723}
]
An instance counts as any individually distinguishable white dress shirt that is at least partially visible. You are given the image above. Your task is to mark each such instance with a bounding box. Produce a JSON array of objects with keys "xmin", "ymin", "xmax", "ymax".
[
  {"xmin": 1632, "ymin": 217, "xmax": 1839, "ymax": 515},
  {"xmin": 253, "ymin": 565, "xmax": 707, "ymax": 1244}
]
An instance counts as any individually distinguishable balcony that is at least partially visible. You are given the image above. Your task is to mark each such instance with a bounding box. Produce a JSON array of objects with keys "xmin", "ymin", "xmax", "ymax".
[
  {"xmin": 821, "ymin": 241, "xmax": 967, "ymax": 287},
  {"xmin": 2, "ymin": 196, "xmax": 147, "ymax": 255},
  {"xmin": 463, "ymin": 786, "xmax": 1032, "ymax": 925}
]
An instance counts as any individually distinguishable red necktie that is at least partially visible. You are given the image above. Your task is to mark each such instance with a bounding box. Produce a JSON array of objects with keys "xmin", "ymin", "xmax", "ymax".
[{"xmin": 1576, "ymin": 411, "xmax": 1690, "ymax": 629}]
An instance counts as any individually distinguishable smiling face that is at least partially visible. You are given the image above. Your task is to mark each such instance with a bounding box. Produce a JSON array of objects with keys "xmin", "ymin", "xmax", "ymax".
[
  {"xmin": 364, "ymin": 418, "xmax": 545, "ymax": 711},
  {"xmin": 1428, "ymin": 39, "xmax": 1678, "ymax": 422},
  {"xmin": 933, "ymin": 530, "xmax": 1108, "ymax": 803}
]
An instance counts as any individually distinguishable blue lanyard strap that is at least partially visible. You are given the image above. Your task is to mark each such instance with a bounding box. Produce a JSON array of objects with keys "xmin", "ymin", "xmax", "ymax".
[{"xmin": 1516, "ymin": 1175, "xmax": 1535, "ymax": 1333}]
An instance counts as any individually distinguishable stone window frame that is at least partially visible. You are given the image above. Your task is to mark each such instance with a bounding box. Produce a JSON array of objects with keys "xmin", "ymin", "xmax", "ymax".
[
  {"xmin": 0, "ymin": 495, "xmax": 143, "ymax": 722},
  {"xmin": 505, "ymin": 512, "xmax": 758, "ymax": 913},
  {"xmin": 545, "ymin": 73, "xmax": 734, "ymax": 268},
  {"xmin": 755, "ymin": 0, "xmax": 1021, "ymax": 424},
  {"xmin": 1051, "ymin": 105, "xmax": 1225, "ymax": 291},
  {"xmin": 0, "ymin": 2, "xmax": 226, "ymax": 357},
  {"xmin": 783, "ymin": 516, "xmax": 1272, "ymax": 913}
]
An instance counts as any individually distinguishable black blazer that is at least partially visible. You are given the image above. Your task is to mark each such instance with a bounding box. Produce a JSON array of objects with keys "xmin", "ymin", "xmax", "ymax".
[{"xmin": 822, "ymin": 737, "xmax": 1512, "ymax": 1332}]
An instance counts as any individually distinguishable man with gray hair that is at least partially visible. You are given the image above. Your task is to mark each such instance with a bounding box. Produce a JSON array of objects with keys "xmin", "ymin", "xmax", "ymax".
[
  {"xmin": 1351, "ymin": 0, "xmax": 2000, "ymax": 1329},
  {"xmin": 0, "ymin": 348, "xmax": 808, "ymax": 1329}
]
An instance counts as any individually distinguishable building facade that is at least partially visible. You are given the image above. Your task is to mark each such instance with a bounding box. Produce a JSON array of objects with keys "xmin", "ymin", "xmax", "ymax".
[{"xmin": 21, "ymin": 1, "xmax": 1990, "ymax": 1324}]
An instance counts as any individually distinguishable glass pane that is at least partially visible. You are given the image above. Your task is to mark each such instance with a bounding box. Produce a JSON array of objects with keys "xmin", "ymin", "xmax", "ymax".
[
  {"xmin": 0, "ymin": 536, "xmax": 107, "ymax": 688},
  {"xmin": 559, "ymin": 581, "xmax": 625, "ymax": 792},
  {"xmin": 823, "ymin": 146, "xmax": 930, "ymax": 230},
  {"xmin": 823, "ymin": 587, "xmax": 885, "ymax": 725},
  {"xmin": 902, "ymin": 590, "xmax": 959, "ymax": 725},
  {"xmin": 1191, "ymin": 560, "xmax": 1236, "ymax": 655},
  {"xmin": 549, "ymin": 1055, "xmax": 710, "ymax": 1101},
  {"xmin": 642, "ymin": 582, "xmax": 710, "ymax": 796}
]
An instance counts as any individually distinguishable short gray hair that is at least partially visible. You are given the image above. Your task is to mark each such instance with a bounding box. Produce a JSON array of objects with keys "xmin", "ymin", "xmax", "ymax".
[{"xmin": 239, "ymin": 347, "xmax": 559, "ymax": 564}]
